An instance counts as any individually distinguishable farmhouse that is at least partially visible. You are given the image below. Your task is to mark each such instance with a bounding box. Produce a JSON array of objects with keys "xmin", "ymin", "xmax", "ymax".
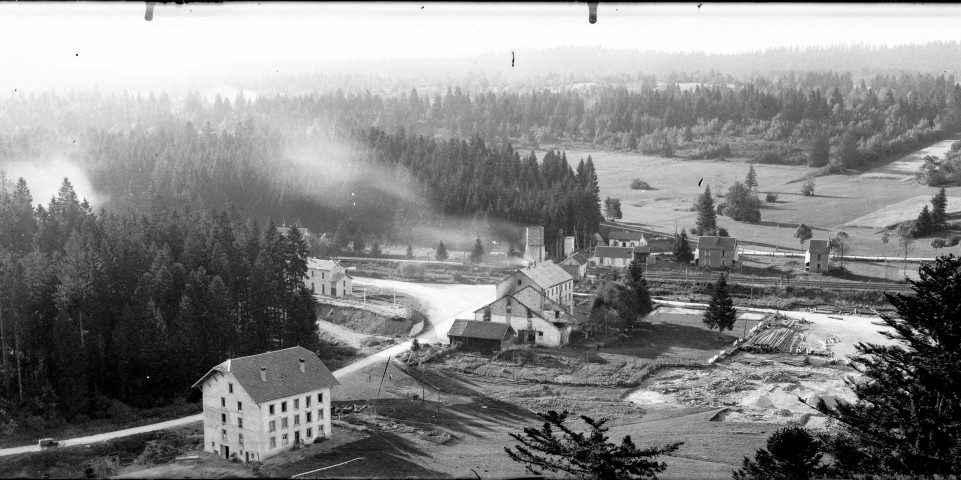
[
  {"xmin": 306, "ymin": 258, "xmax": 353, "ymax": 297},
  {"xmin": 806, "ymin": 239, "xmax": 831, "ymax": 272},
  {"xmin": 559, "ymin": 252, "xmax": 589, "ymax": 280},
  {"xmin": 607, "ymin": 230, "xmax": 649, "ymax": 248},
  {"xmin": 496, "ymin": 260, "xmax": 574, "ymax": 314},
  {"xmin": 694, "ymin": 236, "xmax": 738, "ymax": 268},
  {"xmin": 474, "ymin": 286, "xmax": 582, "ymax": 347},
  {"xmin": 447, "ymin": 320, "xmax": 515, "ymax": 353},
  {"xmin": 590, "ymin": 245, "xmax": 635, "ymax": 269},
  {"xmin": 191, "ymin": 346, "xmax": 339, "ymax": 463}
]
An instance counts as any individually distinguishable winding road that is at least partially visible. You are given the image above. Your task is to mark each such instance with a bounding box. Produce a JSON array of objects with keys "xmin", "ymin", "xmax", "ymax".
[{"xmin": 0, "ymin": 277, "xmax": 496, "ymax": 458}]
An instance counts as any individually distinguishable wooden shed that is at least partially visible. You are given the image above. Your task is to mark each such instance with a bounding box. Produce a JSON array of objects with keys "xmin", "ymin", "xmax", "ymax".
[{"xmin": 447, "ymin": 320, "xmax": 515, "ymax": 353}]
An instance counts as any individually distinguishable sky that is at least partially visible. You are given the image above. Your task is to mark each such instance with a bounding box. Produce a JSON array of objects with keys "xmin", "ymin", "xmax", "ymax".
[{"xmin": 1, "ymin": 2, "xmax": 960, "ymax": 90}]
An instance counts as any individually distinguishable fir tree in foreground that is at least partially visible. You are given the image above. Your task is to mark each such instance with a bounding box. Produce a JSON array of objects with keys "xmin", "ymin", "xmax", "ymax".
[
  {"xmin": 815, "ymin": 254, "xmax": 961, "ymax": 477},
  {"xmin": 703, "ymin": 273, "xmax": 737, "ymax": 333},
  {"xmin": 505, "ymin": 410, "xmax": 681, "ymax": 480},
  {"xmin": 733, "ymin": 426, "xmax": 826, "ymax": 480}
]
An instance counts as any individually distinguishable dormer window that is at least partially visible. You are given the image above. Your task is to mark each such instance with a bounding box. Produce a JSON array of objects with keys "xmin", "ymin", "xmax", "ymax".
[{"xmin": 517, "ymin": 279, "xmax": 522, "ymax": 286}]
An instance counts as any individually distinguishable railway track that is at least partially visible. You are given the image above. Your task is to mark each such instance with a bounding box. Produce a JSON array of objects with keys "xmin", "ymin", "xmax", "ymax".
[{"xmin": 642, "ymin": 272, "xmax": 912, "ymax": 293}]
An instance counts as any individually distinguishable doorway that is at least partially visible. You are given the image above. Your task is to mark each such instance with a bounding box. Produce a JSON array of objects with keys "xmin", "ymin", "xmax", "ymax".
[
  {"xmin": 221, "ymin": 445, "xmax": 230, "ymax": 459},
  {"xmin": 294, "ymin": 431, "xmax": 301, "ymax": 444},
  {"xmin": 245, "ymin": 452, "xmax": 249, "ymax": 463}
]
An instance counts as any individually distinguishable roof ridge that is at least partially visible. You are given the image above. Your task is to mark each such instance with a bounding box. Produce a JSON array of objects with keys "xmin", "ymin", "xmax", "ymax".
[{"xmin": 226, "ymin": 345, "xmax": 306, "ymax": 363}]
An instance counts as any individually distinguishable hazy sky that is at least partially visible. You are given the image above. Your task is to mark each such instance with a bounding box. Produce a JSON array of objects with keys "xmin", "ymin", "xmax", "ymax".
[{"xmin": 1, "ymin": 2, "xmax": 960, "ymax": 89}]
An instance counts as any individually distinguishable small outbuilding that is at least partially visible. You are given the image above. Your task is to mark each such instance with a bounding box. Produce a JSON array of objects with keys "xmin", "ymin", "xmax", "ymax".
[
  {"xmin": 590, "ymin": 246, "xmax": 635, "ymax": 269},
  {"xmin": 447, "ymin": 320, "xmax": 515, "ymax": 353},
  {"xmin": 559, "ymin": 252, "xmax": 589, "ymax": 281},
  {"xmin": 805, "ymin": 240, "xmax": 830, "ymax": 272}
]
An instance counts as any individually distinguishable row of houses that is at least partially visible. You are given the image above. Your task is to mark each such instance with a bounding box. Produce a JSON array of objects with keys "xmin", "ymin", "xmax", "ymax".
[{"xmin": 588, "ymin": 229, "xmax": 832, "ymax": 272}]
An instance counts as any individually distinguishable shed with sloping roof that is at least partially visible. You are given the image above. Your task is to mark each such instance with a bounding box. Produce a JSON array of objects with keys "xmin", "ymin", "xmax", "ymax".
[
  {"xmin": 806, "ymin": 239, "xmax": 831, "ymax": 272},
  {"xmin": 447, "ymin": 320, "xmax": 515, "ymax": 352}
]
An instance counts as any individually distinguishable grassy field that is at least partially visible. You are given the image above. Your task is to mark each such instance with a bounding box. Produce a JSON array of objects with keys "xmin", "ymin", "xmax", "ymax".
[{"xmin": 540, "ymin": 136, "xmax": 961, "ymax": 259}]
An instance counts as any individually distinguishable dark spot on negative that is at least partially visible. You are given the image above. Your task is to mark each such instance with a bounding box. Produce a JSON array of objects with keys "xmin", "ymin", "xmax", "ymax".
[{"xmin": 699, "ymin": 178, "xmax": 703, "ymax": 186}]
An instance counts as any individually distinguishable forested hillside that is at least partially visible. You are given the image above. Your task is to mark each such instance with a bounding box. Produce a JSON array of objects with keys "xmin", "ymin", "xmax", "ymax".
[{"xmin": 0, "ymin": 176, "xmax": 318, "ymax": 426}]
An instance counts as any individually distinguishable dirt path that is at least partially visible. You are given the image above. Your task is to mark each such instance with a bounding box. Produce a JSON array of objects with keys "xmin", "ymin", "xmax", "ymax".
[{"xmin": 317, "ymin": 319, "xmax": 367, "ymax": 349}]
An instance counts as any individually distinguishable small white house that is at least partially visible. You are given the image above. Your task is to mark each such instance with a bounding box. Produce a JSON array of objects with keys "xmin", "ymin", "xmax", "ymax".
[
  {"xmin": 559, "ymin": 252, "xmax": 589, "ymax": 281},
  {"xmin": 607, "ymin": 230, "xmax": 649, "ymax": 248},
  {"xmin": 191, "ymin": 346, "xmax": 339, "ymax": 463},
  {"xmin": 306, "ymin": 258, "xmax": 353, "ymax": 297},
  {"xmin": 806, "ymin": 240, "xmax": 830, "ymax": 272},
  {"xmin": 591, "ymin": 246, "xmax": 635, "ymax": 269}
]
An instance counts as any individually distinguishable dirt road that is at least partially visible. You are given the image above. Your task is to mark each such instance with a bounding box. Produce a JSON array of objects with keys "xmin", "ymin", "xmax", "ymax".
[{"xmin": 0, "ymin": 277, "xmax": 496, "ymax": 458}]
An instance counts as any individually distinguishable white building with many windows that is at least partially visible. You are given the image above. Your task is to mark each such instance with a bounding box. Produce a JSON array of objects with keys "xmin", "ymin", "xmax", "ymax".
[
  {"xmin": 306, "ymin": 258, "xmax": 353, "ymax": 297},
  {"xmin": 191, "ymin": 346, "xmax": 339, "ymax": 463}
]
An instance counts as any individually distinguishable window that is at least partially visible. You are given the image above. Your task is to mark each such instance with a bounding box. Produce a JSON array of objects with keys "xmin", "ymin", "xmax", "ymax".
[
  {"xmin": 311, "ymin": 271, "xmax": 314, "ymax": 278},
  {"xmin": 294, "ymin": 414, "xmax": 300, "ymax": 426},
  {"xmin": 221, "ymin": 413, "xmax": 227, "ymax": 424},
  {"xmin": 317, "ymin": 393, "xmax": 324, "ymax": 404},
  {"xmin": 306, "ymin": 412, "xmax": 312, "ymax": 422},
  {"xmin": 269, "ymin": 404, "xmax": 275, "ymax": 415},
  {"xmin": 306, "ymin": 396, "xmax": 311, "ymax": 408},
  {"xmin": 228, "ymin": 383, "xmax": 233, "ymax": 394},
  {"xmin": 239, "ymin": 434, "xmax": 244, "ymax": 445},
  {"xmin": 538, "ymin": 331, "xmax": 543, "ymax": 337},
  {"xmin": 517, "ymin": 279, "xmax": 521, "ymax": 285},
  {"xmin": 281, "ymin": 401, "xmax": 287, "ymax": 412},
  {"xmin": 317, "ymin": 409, "xmax": 322, "ymax": 421},
  {"xmin": 238, "ymin": 417, "xmax": 243, "ymax": 428},
  {"xmin": 221, "ymin": 429, "xmax": 226, "ymax": 441},
  {"xmin": 282, "ymin": 434, "xmax": 289, "ymax": 446},
  {"xmin": 282, "ymin": 417, "xmax": 289, "ymax": 428},
  {"xmin": 307, "ymin": 428, "xmax": 313, "ymax": 438},
  {"xmin": 211, "ymin": 442, "xmax": 215, "ymax": 449},
  {"xmin": 237, "ymin": 402, "xmax": 242, "ymax": 411},
  {"xmin": 221, "ymin": 397, "xmax": 225, "ymax": 407},
  {"xmin": 270, "ymin": 437, "xmax": 276, "ymax": 449},
  {"xmin": 722, "ymin": 251, "xmax": 726, "ymax": 257},
  {"xmin": 294, "ymin": 399, "xmax": 300, "ymax": 409},
  {"xmin": 818, "ymin": 254, "xmax": 822, "ymax": 260},
  {"xmin": 269, "ymin": 420, "xmax": 276, "ymax": 432}
]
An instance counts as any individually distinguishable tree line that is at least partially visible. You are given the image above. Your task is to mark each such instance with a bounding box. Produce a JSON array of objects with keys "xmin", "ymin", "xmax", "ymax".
[{"xmin": 0, "ymin": 176, "xmax": 319, "ymax": 429}]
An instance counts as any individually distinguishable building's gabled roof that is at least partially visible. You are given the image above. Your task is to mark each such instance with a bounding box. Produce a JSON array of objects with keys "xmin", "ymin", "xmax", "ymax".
[
  {"xmin": 808, "ymin": 240, "xmax": 830, "ymax": 254},
  {"xmin": 517, "ymin": 260, "xmax": 573, "ymax": 289},
  {"xmin": 448, "ymin": 320, "xmax": 514, "ymax": 340},
  {"xmin": 191, "ymin": 346, "xmax": 339, "ymax": 404},
  {"xmin": 607, "ymin": 230, "xmax": 649, "ymax": 243},
  {"xmin": 696, "ymin": 236, "xmax": 738, "ymax": 250},
  {"xmin": 560, "ymin": 252, "xmax": 589, "ymax": 266},
  {"xmin": 307, "ymin": 257, "xmax": 341, "ymax": 271},
  {"xmin": 474, "ymin": 288, "xmax": 582, "ymax": 326},
  {"xmin": 592, "ymin": 246, "xmax": 635, "ymax": 259}
]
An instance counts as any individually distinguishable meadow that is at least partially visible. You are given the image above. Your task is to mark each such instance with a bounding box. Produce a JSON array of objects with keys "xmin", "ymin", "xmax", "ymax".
[{"xmin": 540, "ymin": 135, "xmax": 961, "ymax": 259}]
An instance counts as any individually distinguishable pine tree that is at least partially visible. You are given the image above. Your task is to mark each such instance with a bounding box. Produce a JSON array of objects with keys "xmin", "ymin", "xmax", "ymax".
[
  {"xmin": 370, "ymin": 242, "xmax": 382, "ymax": 257},
  {"xmin": 627, "ymin": 258, "xmax": 645, "ymax": 283},
  {"xmin": 694, "ymin": 186, "xmax": 718, "ymax": 235},
  {"xmin": 808, "ymin": 134, "xmax": 830, "ymax": 167},
  {"xmin": 435, "ymin": 241, "xmax": 449, "ymax": 261},
  {"xmin": 914, "ymin": 204, "xmax": 934, "ymax": 236},
  {"xmin": 745, "ymin": 164, "xmax": 758, "ymax": 192},
  {"xmin": 733, "ymin": 426, "xmax": 826, "ymax": 480},
  {"xmin": 505, "ymin": 410, "xmax": 681, "ymax": 479},
  {"xmin": 470, "ymin": 237, "xmax": 485, "ymax": 264},
  {"xmin": 405, "ymin": 244, "xmax": 414, "ymax": 260},
  {"xmin": 703, "ymin": 273, "xmax": 736, "ymax": 333},
  {"xmin": 930, "ymin": 187, "xmax": 948, "ymax": 230},
  {"xmin": 672, "ymin": 229, "xmax": 694, "ymax": 263},
  {"xmin": 815, "ymin": 255, "xmax": 961, "ymax": 476}
]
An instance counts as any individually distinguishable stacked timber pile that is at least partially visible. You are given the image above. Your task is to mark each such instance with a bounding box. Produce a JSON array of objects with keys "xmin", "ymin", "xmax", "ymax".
[{"xmin": 740, "ymin": 314, "xmax": 805, "ymax": 354}]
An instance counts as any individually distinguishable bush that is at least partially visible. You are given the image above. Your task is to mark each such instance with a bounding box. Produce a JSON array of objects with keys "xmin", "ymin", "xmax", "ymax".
[
  {"xmin": 399, "ymin": 262, "xmax": 426, "ymax": 279},
  {"xmin": 716, "ymin": 203, "xmax": 726, "ymax": 216},
  {"xmin": 801, "ymin": 178, "xmax": 815, "ymax": 196},
  {"xmin": 946, "ymin": 235, "xmax": 961, "ymax": 248},
  {"xmin": 630, "ymin": 178, "xmax": 653, "ymax": 190},
  {"xmin": 765, "ymin": 193, "xmax": 778, "ymax": 202}
]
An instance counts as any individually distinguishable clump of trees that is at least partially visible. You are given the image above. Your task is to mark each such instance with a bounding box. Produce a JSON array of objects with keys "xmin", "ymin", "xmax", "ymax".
[
  {"xmin": 801, "ymin": 177, "xmax": 816, "ymax": 196},
  {"xmin": 910, "ymin": 187, "xmax": 948, "ymax": 237},
  {"xmin": 724, "ymin": 181, "xmax": 762, "ymax": 223},
  {"xmin": 604, "ymin": 197, "xmax": 623, "ymax": 222},
  {"xmin": 630, "ymin": 179, "xmax": 653, "ymax": 190},
  {"xmin": 505, "ymin": 409, "xmax": 681, "ymax": 480},
  {"xmin": 733, "ymin": 426, "xmax": 826, "ymax": 480}
]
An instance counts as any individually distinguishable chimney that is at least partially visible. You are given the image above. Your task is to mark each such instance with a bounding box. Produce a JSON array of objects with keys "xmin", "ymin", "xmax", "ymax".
[
  {"xmin": 260, "ymin": 366, "xmax": 267, "ymax": 382},
  {"xmin": 299, "ymin": 358, "xmax": 305, "ymax": 373}
]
